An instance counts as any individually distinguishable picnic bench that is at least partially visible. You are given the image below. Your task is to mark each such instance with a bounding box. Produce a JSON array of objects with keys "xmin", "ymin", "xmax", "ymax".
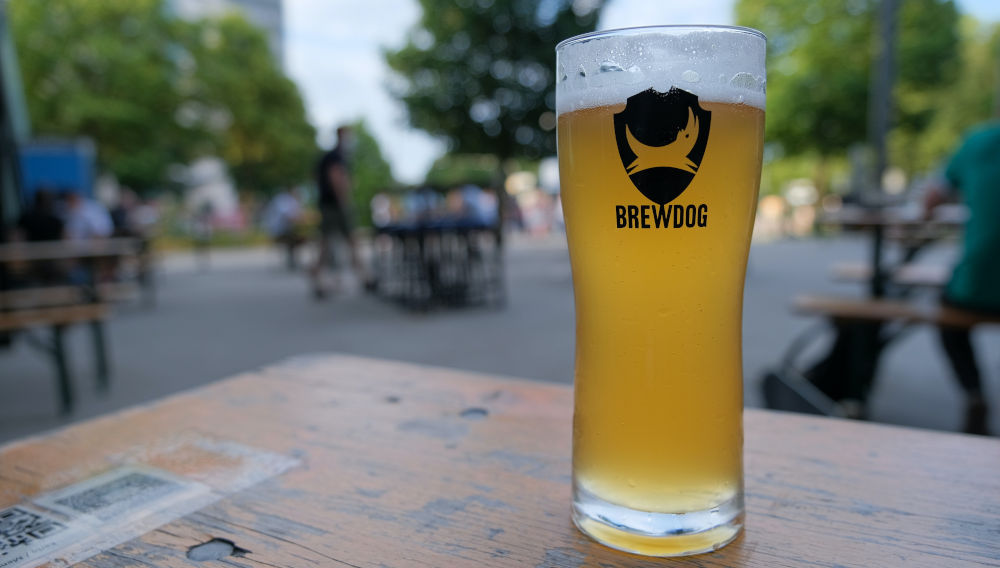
[
  {"xmin": 0, "ymin": 238, "xmax": 145, "ymax": 413},
  {"xmin": 0, "ymin": 354, "xmax": 996, "ymax": 567},
  {"xmin": 763, "ymin": 206, "xmax": 985, "ymax": 418}
]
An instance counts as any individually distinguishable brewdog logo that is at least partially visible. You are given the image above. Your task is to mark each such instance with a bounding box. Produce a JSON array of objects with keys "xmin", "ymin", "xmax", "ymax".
[{"xmin": 614, "ymin": 87, "xmax": 711, "ymax": 205}]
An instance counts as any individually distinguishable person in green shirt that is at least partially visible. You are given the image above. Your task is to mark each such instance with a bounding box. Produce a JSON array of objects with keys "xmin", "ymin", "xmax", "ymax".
[{"xmin": 925, "ymin": 122, "xmax": 1000, "ymax": 435}]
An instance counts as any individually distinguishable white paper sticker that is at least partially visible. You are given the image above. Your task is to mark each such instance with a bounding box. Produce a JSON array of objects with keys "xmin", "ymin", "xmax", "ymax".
[
  {"xmin": 0, "ymin": 506, "xmax": 82, "ymax": 568},
  {"xmin": 1, "ymin": 438, "xmax": 300, "ymax": 568}
]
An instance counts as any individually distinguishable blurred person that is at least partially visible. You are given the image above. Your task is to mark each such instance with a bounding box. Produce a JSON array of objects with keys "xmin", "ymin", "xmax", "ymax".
[
  {"xmin": 403, "ymin": 185, "xmax": 442, "ymax": 223},
  {"xmin": 263, "ymin": 188, "xmax": 305, "ymax": 271},
  {"xmin": 16, "ymin": 189, "xmax": 64, "ymax": 242},
  {"xmin": 63, "ymin": 191, "xmax": 112, "ymax": 241},
  {"xmin": 754, "ymin": 194, "xmax": 787, "ymax": 241},
  {"xmin": 459, "ymin": 184, "xmax": 499, "ymax": 227},
  {"xmin": 110, "ymin": 188, "xmax": 139, "ymax": 237},
  {"xmin": 310, "ymin": 125, "xmax": 375, "ymax": 299},
  {"xmin": 445, "ymin": 186, "xmax": 465, "ymax": 219},
  {"xmin": 59, "ymin": 190, "xmax": 113, "ymax": 284},
  {"xmin": 552, "ymin": 193, "xmax": 564, "ymax": 232},
  {"xmin": 370, "ymin": 192, "xmax": 393, "ymax": 228},
  {"xmin": 13, "ymin": 189, "xmax": 66, "ymax": 284},
  {"xmin": 130, "ymin": 197, "xmax": 161, "ymax": 238},
  {"xmin": 924, "ymin": 121, "xmax": 1000, "ymax": 435},
  {"xmin": 478, "ymin": 188, "xmax": 500, "ymax": 227},
  {"xmin": 192, "ymin": 201, "xmax": 214, "ymax": 271}
]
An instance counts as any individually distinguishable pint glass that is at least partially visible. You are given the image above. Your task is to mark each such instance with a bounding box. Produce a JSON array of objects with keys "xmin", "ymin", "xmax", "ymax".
[{"xmin": 555, "ymin": 26, "xmax": 765, "ymax": 556}]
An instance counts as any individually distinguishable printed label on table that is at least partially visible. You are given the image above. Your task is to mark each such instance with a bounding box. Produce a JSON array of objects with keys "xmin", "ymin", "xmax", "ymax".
[
  {"xmin": 33, "ymin": 466, "xmax": 208, "ymax": 523},
  {"xmin": 0, "ymin": 506, "xmax": 80, "ymax": 568},
  {"xmin": 1, "ymin": 439, "xmax": 300, "ymax": 568}
]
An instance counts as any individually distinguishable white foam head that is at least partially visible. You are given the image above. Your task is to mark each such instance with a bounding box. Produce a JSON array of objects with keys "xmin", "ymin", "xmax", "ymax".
[{"xmin": 555, "ymin": 26, "xmax": 766, "ymax": 115}]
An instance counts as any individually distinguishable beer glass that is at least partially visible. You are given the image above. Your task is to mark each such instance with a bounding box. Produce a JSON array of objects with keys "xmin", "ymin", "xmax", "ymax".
[{"xmin": 555, "ymin": 26, "xmax": 765, "ymax": 556}]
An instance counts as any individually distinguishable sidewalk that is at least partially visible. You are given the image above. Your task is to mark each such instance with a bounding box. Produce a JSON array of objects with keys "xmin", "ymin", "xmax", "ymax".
[{"xmin": 1, "ymin": 233, "xmax": 996, "ymax": 443}]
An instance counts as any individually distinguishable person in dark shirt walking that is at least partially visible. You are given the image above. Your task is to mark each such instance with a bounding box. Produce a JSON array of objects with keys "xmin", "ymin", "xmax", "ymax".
[{"xmin": 310, "ymin": 125, "xmax": 374, "ymax": 299}]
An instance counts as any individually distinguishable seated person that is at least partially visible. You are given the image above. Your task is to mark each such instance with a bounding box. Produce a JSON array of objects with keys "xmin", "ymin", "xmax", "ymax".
[{"xmin": 924, "ymin": 121, "xmax": 1000, "ymax": 435}]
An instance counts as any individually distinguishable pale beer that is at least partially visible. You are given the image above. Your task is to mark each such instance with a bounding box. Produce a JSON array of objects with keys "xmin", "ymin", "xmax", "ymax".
[{"xmin": 556, "ymin": 27, "xmax": 766, "ymax": 556}]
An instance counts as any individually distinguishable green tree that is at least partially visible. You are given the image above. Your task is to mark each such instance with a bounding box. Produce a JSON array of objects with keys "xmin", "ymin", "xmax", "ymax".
[
  {"xmin": 736, "ymin": 0, "xmax": 960, "ymax": 185},
  {"xmin": 385, "ymin": 0, "xmax": 603, "ymax": 163},
  {"xmin": 425, "ymin": 154, "xmax": 501, "ymax": 188},
  {"xmin": 894, "ymin": 19, "xmax": 1000, "ymax": 172},
  {"xmin": 347, "ymin": 120, "xmax": 396, "ymax": 227},
  {"xmin": 10, "ymin": 0, "xmax": 316, "ymax": 195},
  {"xmin": 9, "ymin": 0, "xmax": 194, "ymax": 191},
  {"xmin": 179, "ymin": 14, "xmax": 316, "ymax": 195}
]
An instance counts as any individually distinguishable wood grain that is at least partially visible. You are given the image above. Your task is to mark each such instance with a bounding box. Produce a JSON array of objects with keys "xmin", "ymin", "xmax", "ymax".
[{"xmin": 1, "ymin": 354, "xmax": 997, "ymax": 567}]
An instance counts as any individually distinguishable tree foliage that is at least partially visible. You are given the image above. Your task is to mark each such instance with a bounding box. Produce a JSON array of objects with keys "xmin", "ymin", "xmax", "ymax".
[
  {"xmin": 736, "ymin": 0, "xmax": 961, "ymax": 162},
  {"xmin": 10, "ymin": 0, "xmax": 192, "ymax": 191},
  {"xmin": 178, "ymin": 14, "xmax": 316, "ymax": 195},
  {"xmin": 892, "ymin": 19, "xmax": 1000, "ymax": 173},
  {"xmin": 425, "ymin": 154, "xmax": 502, "ymax": 188},
  {"xmin": 9, "ymin": 0, "xmax": 316, "ymax": 195},
  {"xmin": 385, "ymin": 0, "xmax": 603, "ymax": 161}
]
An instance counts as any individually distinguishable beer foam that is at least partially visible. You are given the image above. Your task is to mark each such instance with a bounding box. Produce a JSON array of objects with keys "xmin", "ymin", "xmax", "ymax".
[{"xmin": 556, "ymin": 26, "xmax": 766, "ymax": 115}]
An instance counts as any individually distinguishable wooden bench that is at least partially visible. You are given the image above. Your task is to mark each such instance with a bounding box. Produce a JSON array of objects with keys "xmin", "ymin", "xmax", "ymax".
[
  {"xmin": 0, "ymin": 299, "xmax": 111, "ymax": 414},
  {"xmin": 763, "ymin": 295, "xmax": 1000, "ymax": 418},
  {"xmin": 830, "ymin": 262, "xmax": 950, "ymax": 289},
  {"xmin": 0, "ymin": 282, "xmax": 139, "ymax": 310},
  {"xmin": 794, "ymin": 294, "xmax": 1000, "ymax": 328}
]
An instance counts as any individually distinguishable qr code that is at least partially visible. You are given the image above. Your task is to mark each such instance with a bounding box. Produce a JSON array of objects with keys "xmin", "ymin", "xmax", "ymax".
[
  {"xmin": 0, "ymin": 507, "xmax": 66, "ymax": 558},
  {"xmin": 53, "ymin": 472, "xmax": 177, "ymax": 516}
]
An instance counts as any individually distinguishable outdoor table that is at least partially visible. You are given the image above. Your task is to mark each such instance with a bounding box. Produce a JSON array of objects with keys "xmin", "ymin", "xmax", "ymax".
[
  {"xmin": 820, "ymin": 206, "xmax": 961, "ymax": 297},
  {"xmin": 1, "ymin": 354, "xmax": 997, "ymax": 567}
]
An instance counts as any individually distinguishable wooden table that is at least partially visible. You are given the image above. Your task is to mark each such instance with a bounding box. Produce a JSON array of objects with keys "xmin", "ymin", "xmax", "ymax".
[{"xmin": 1, "ymin": 355, "xmax": 997, "ymax": 567}]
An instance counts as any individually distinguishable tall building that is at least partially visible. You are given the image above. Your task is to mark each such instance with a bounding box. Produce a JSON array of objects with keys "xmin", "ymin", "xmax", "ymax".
[{"xmin": 171, "ymin": 0, "xmax": 284, "ymax": 66}]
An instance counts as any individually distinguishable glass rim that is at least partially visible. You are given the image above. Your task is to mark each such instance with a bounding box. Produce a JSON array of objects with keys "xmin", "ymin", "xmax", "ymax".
[{"xmin": 556, "ymin": 25, "xmax": 766, "ymax": 51}]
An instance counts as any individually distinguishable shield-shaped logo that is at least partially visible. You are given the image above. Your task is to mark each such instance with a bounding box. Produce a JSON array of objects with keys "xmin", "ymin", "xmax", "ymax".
[{"xmin": 614, "ymin": 87, "xmax": 712, "ymax": 205}]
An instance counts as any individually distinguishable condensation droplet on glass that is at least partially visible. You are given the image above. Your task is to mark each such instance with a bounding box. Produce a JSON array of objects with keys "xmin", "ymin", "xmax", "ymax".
[
  {"xmin": 600, "ymin": 61, "xmax": 624, "ymax": 72},
  {"xmin": 578, "ymin": 64, "xmax": 587, "ymax": 78},
  {"xmin": 627, "ymin": 479, "xmax": 637, "ymax": 487},
  {"xmin": 729, "ymin": 72, "xmax": 759, "ymax": 91},
  {"xmin": 736, "ymin": 94, "xmax": 745, "ymax": 104},
  {"xmin": 682, "ymin": 70, "xmax": 700, "ymax": 83}
]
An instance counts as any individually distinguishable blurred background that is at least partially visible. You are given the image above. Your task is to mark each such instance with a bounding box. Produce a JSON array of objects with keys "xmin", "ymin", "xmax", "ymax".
[{"xmin": 1, "ymin": 0, "xmax": 999, "ymax": 442}]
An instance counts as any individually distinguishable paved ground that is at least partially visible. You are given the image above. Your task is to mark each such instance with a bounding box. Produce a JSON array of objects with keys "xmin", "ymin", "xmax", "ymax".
[{"xmin": 2, "ymin": 233, "xmax": 997, "ymax": 443}]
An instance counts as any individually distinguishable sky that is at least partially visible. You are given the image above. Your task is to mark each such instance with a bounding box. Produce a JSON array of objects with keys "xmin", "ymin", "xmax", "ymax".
[{"xmin": 285, "ymin": 0, "xmax": 1000, "ymax": 185}]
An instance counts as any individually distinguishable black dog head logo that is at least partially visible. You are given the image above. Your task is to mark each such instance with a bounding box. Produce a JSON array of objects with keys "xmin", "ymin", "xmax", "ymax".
[{"xmin": 614, "ymin": 87, "xmax": 711, "ymax": 205}]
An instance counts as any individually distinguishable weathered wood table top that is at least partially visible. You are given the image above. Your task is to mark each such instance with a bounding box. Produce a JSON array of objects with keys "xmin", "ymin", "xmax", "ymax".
[{"xmin": 1, "ymin": 354, "xmax": 997, "ymax": 567}]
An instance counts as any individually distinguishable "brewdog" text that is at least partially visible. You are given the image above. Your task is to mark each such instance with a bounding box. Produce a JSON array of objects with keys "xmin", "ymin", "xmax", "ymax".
[{"xmin": 615, "ymin": 204, "xmax": 708, "ymax": 229}]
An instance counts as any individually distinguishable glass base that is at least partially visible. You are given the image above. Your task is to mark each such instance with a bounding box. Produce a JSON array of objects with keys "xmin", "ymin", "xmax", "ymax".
[{"xmin": 572, "ymin": 485, "xmax": 743, "ymax": 557}]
